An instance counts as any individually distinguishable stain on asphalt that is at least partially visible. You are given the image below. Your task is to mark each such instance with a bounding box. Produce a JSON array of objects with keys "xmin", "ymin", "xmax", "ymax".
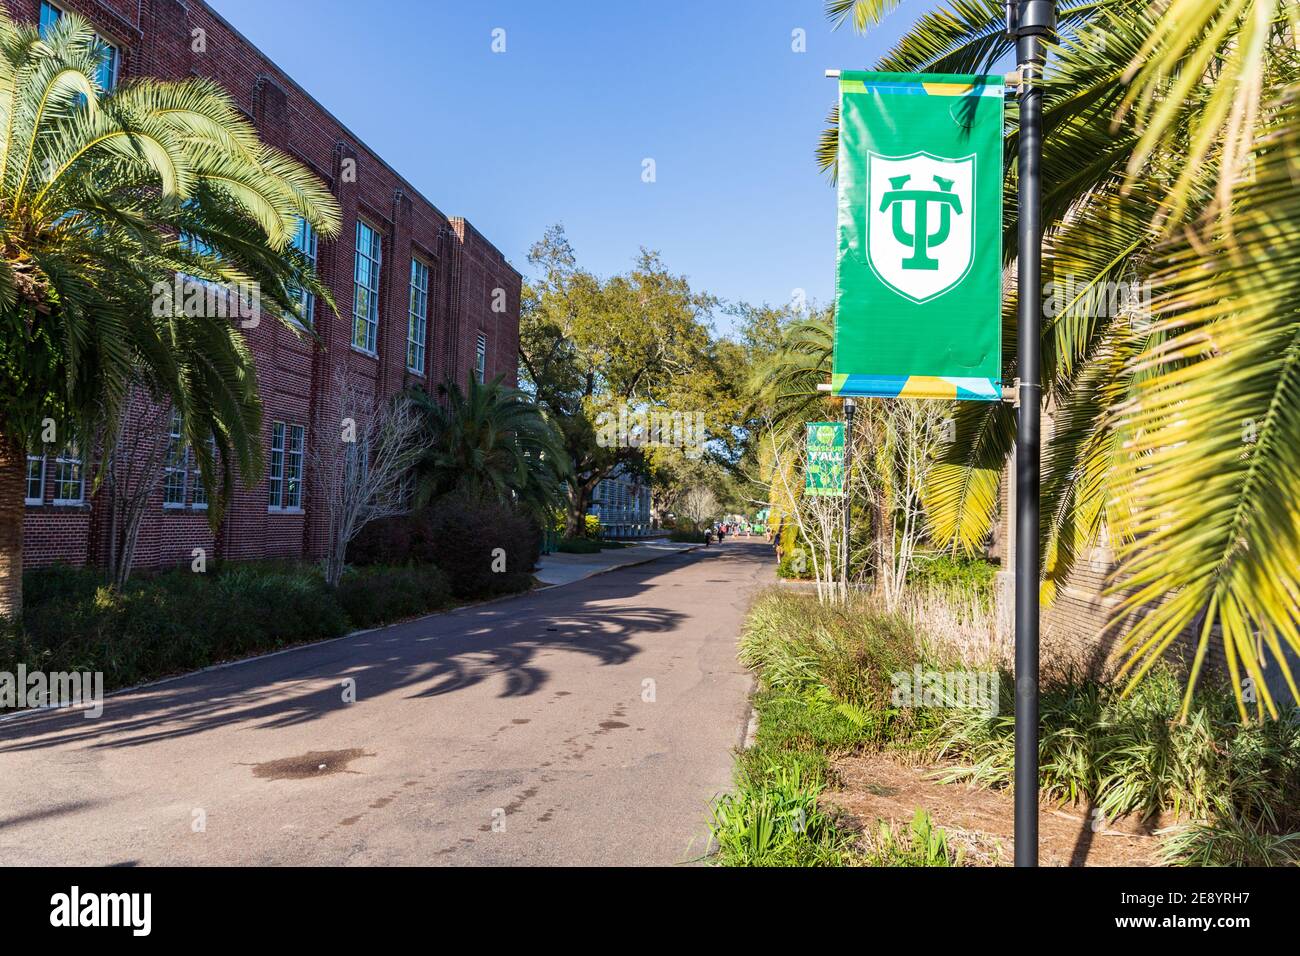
[
  {"xmin": 339, "ymin": 815, "xmax": 362, "ymax": 826},
  {"xmin": 511, "ymin": 718, "xmax": 530, "ymax": 725},
  {"xmin": 248, "ymin": 749, "xmax": 373, "ymax": 780},
  {"xmin": 598, "ymin": 721, "xmax": 629, "ymax": 731}
]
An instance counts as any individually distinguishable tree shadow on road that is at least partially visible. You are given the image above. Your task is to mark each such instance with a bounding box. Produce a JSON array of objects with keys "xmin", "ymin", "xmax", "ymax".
[{"xmin": 0, "ymin": 547, "xmax": 768, "ymax": 754}]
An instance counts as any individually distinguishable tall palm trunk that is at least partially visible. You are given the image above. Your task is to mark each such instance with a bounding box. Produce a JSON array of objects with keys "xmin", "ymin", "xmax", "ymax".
[{"xmin": 0, "ymin": 436, "xmax": 25, "ymax": 619}]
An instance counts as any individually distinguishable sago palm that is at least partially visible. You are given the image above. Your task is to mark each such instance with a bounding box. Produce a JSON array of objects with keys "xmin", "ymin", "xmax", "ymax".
[
  {"xmin": 0, "ymin": 11, "xmax": 341, "ymax": 617},
  {"xmin": 815, "ymin": 0, "xmax": 1300, "ymax": 714}
]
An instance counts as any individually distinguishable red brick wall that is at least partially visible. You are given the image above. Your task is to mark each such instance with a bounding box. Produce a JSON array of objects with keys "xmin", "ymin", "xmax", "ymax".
[{"xmin": 13, "ymin": 0, "xmax": 521, "ymax": 572}]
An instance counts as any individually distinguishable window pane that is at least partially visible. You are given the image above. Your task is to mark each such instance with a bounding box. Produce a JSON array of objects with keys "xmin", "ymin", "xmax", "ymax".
[
  {"xmin": 39, "ymin": 2, "xmax": 60, "ymax": 37},
  {"xmin": 286, "ymin": 425, "xmax": 305, "ymax": 509},
  {"xmin": 407, "ymin": 258, "xmax": 429, "ymax": 373},
  {"xmin": 54, "ymin": 445, "xmax": 83, "ymax": 503},
  {"xmin": 96, "ymin": 42, "xmax": 117, "ymax": 90},
  {"xmin": 289, "ymin": 218, "xmax": 317, "ymax": 326},
  {"xmin": 26, "ymin": 455, "xmax": 44, "ymax": 504},
  {"xmin": 353, "ymin": 221, "xmax": 381, "ymax": 352},
  {"xmin": 268, "ymin": 422, "xmax": 285, "ymax": 508},
  {"xmin": 164, "ymin": 410, "xmax": 187, "ymax": 506}
]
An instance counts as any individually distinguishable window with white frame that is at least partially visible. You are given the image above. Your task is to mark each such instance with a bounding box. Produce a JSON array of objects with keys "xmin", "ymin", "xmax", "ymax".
[
  {"xmin": 268, "ymin": 422, "xmax": 305, "ymax": 510},
  {"xmin": 352, "ymin": 220, "xmax": 382, "ymax": 353},
  {"xmin": 163, "ymin": 410, "xmax": 187, "ymax": 507},
  {"xmin": 191, "ymin": 437, "xmax": 216, "ymax": 509},
  {"xmin": 289, "ymin": 217, "xmax": 318, "ymax": 327},
  {"xmin": 53, "ymin": 444, "xmax": 84, "ymax": 505},
  {"xmin": 407, "ymin": 257, "xmax": 429, "ymax": 373},
  {"xmin": 25, "ymin": 452, "xmax": 44, "ymax": 505},
  {"xmin": 39, "ymin": 3, "xmax": 119, "ymax": 91},
  {"xmin": 475, "ymin": 333, "xmax": 487, "ymax": 383}
]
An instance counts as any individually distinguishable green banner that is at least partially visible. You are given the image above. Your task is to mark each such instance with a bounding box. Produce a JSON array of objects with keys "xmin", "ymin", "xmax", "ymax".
[
  {"xmin": 805, "ymin": 421, "xmax": 845, "ymax": 496},
  {"xmin": 833, "ymin": 71, "xmax": 1004, "ymax": 401}
]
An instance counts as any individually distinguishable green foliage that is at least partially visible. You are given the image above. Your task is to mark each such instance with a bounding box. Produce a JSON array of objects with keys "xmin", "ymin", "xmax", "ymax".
[
  {"xmin": 907, "ymin": 553, "xmax": 998, "ymax": 605},
  {"xmin": 584, "ymin": 514, "xmax": 601, "ymax": 538},
  {"xmin": 866, "ymin": 809, "xmax": 964, "ymax": 867},
  {"xmin": 2, "ymin": 563, "xmax": 348, "ymax": 690},
  {"xmin": 709, "ymin": 760, "xmax": 852, "ymax": 867},
  {"xmin": 728, "ymin": 589, "xmax": 1300, "ymax": 866},
  {"xmin": 1160, "ymin": 811, "xmax": 1300, "ymax": 868},
  {"xmin": 348, "ymin": 497, "xmax": 539, "ymax": 600},
  {"xmin": 519, "ymin": 225, "xmax": 733, "ymax": 534},
  {"xmin": 334, "ymin": 565, "xmax": 450, "ymax": 629},
  {"xmin": 925, "ymin": 667, "xmax": 1300, "ymax": 841},
  {"xmin": 407, "ymin": 376, "xmax": 569, "ymax": 519},
  {"xmin": 0, "ymin": 9, "xmax": 340, "ymax": 521},
  {"xmin": 424, "ymin": 495, "xmax": 539, "ymax": 599},
  {"xmin": 740, "ymin": 590, "xmax": 919, "ymax": 731}
]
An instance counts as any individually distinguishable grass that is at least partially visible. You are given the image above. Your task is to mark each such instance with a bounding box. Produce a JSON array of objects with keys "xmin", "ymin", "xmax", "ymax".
[{"xmin": 713, "ymin": 587, "xmax": 1300, "ymax": 867}]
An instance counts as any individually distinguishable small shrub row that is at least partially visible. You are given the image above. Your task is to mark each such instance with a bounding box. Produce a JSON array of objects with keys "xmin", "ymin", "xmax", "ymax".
[
  {"xmin": 349, "ymin": 494, "xmax": 539, "ymax": 599},
  {"xmin": 335, "ymin": 564, "xmax": 451, "ymax": 629},
  {"xmin": 3, "ymin": 558, "xmax": 461, "ymax": 698},
  {"xmin": 2, "ymin": 563, "xmax": 349, "ymax": 691}
]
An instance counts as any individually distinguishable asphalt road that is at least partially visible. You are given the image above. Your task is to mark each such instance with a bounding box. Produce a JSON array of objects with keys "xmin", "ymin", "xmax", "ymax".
[{"xmin": 0, "ymin": 539, "xmax": 770, "ymax": 866}]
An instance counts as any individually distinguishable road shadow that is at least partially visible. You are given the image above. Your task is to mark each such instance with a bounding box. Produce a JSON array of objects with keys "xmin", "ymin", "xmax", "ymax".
[{"xmin": 0, "ymin": 543, "xmax": 774, "ymax": 755}]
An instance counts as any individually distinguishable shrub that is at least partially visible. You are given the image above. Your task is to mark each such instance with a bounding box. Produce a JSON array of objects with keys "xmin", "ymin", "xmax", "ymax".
[
  {"xmin": 907, "ymin": 553, "xmax": 999, "ymax": 606},
  {"xmin": 584, "ymin": 514, "xmax": 602, "ymax": 538},
  {"xmin": 335, "ymin": 564, "xmax": 450, "ymax": 629},
  {"xmin": 348, "ymin": 498, "xmax": 541, "ymax": 602},
  {"xmin": 669, "ymin": 530, "xmax": 707, "ymax": 543},
  {"xmin": 558, "ymin": 537, "xmax": 600, "ymax": 554},
  {"xmin": 425, "ymin": 495, "xmax": 539, "ymax": 598},
  {"xmin": 6, "ymin": 563, "xmax": 349, "ymax": 692},
  {"xmin": 346, "ymin": 516, "xmax": 418, "ymax": 567}
]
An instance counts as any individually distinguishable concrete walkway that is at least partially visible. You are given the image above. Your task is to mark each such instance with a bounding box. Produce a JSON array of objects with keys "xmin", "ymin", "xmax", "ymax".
[{"xmin": 534, "ymin": 540, "xmax": 700, "ymax": 587}]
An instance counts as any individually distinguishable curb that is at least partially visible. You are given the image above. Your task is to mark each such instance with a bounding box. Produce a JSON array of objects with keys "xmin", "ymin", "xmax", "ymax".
[{"xmin": 533, "ymin": 544, "xmax": 702, "ymax": 591}]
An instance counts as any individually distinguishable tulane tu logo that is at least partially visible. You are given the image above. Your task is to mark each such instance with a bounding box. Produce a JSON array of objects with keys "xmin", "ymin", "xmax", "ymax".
[
  {"xmin": 866, "ymin": 151, "xmax": 975, "ymax": 302},
  {"xmin": 879, "ymin": 172, "xmax": 962, "ymax": 271}
]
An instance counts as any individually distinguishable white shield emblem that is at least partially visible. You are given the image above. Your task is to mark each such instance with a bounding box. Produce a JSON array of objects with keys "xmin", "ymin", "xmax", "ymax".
[{"xmin": 866, "ymin": 151, "xmax": 975, "ymax": 303}]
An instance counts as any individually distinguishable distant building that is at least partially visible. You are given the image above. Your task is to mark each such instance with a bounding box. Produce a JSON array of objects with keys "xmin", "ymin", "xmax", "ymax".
[{"xmin": 588, "ymin": 468, "xmax": 651, "ymax": 538}]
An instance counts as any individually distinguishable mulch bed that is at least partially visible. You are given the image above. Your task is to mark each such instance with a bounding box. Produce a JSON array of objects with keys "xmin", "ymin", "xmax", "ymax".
[{"xmin": 822, "ymin": 752, "xmax": 1172, "ymax": 866}]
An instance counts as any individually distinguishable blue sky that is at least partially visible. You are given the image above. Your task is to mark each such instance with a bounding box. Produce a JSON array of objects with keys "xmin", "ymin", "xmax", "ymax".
[{"xmin": 211, "ymin": 0, "xmax": 943, "ymax": 331}]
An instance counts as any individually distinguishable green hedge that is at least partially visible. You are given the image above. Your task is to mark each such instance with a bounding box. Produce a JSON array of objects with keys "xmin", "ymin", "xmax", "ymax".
[
  {"xmin": 2, "ymin": 563, "xmax": 349, "ymax": 690},
  {"xmin": 2, "ymin": 558, "xmax": 458, "ymax": 697},
  {"xmin": 334, "ymin": 564, "xmax": 450, "ymax": 629}
]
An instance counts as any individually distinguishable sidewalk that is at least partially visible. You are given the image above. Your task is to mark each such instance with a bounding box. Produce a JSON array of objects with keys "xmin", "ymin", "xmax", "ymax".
[{"xmin": 534, "ymin": 541, "xmax": 700, "ymax": 587}]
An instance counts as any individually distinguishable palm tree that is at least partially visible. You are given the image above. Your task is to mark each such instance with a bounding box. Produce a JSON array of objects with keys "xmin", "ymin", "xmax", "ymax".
[
  {"xmin": 819, "ymin": 0, "xmax": 1300, "ymax": 716},
  {"xmin": 0, "ymin": 12, "xmax": 341, "ymax": 617},
  {"xmin": 408, "ymin": 376, "xmax": 570, "ymax": 519}
]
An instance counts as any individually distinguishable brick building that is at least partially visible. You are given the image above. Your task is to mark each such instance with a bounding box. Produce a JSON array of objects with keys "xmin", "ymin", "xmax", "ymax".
[{"xmin": 14, "ymin": 0, "xmax": 521, "ymax": 571}]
